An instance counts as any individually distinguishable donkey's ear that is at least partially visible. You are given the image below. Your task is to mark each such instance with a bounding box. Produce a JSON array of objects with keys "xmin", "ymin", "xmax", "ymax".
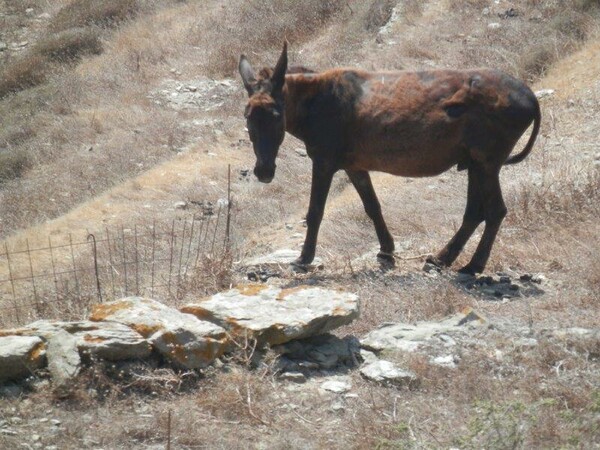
[
  {"xmin": 271, "ymin": 41, "xmax": 288, "ymax": 94},
  {"xmin": 239, "ymin": 55, "xmax": 257, "ymax": 96}
]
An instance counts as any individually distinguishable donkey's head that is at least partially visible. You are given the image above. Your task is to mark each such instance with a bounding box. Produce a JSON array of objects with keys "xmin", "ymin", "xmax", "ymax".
[{"xmin": 239, "ymin": 42, "xmax": 288, "ymax": 183}]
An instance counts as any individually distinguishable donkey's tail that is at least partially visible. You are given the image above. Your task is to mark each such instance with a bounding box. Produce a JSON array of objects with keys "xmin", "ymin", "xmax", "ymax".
[{"xmin": 504, "ymin": 97, "xmax": 541, "ymax": 165}]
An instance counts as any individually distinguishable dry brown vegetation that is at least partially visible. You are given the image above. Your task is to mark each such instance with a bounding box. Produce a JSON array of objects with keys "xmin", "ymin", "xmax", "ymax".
[{"xmin": 1, "ymin": 0, "xmax": 600, "ymax": 448}]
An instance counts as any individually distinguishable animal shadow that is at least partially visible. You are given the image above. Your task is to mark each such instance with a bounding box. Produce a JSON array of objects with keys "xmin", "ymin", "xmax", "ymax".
[{"xmin": 448, "ymin": 271, "xmax": 546, "ymax": 300}]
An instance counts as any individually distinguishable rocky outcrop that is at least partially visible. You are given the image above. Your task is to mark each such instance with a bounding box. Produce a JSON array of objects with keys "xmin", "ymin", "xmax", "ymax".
[
  {"xmin": 5, "ymin": 320, "xmax": 151, "ymax": 361},
  {"xmin": 0, "ymin": 335, "xmax": 46, "ymax": 382},
  {"xmin": 182, "ymin": 285, "xmax": 359, "ymax": 346},
  {"xmin": 361, "ymin": 308, "xmax": 485, "ymax": 353},
  {"xmin": 0, "ymin": 284, "xmax": 361, "ymax": 385},
  {"xmin": 90, "ymin": 297, "xmax": 229, "ymax": 369}
]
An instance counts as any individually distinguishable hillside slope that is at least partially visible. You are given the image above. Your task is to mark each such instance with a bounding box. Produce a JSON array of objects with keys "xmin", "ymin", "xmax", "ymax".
[{"xmin": 1, "ymin": 1, "xmax": 599, "ymax": 448}]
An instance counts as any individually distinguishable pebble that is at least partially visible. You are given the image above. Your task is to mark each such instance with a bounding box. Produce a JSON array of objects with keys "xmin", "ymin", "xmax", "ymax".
[
  {"xmin": 532, "ymin": 274, "xmax": 546, "ymax": 284},
  {"xmin": 431, "ymin": 354, "xmax": 458, "ymax": 368},
  {"xmin": 535, "ymin": 89, "xmax": 555, "ymax": 99},
  {"xmin": 279, "ymin": 372, "xmax": 307, "ymax": 384},
  {"xmin": 321, "ymin": 379, "xmax": 352, "ymax": 394},
  {"xmin": 331, "ymin": 400, "xmax": 345, "ymax": 411}
]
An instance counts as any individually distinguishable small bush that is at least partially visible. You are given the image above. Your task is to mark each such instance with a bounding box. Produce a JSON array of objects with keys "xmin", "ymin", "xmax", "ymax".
[
  {"xmin": 50, "ymin": 0, "xmax": 138, "ymax": 32},
  {"xmin": 199, "ymin": 0, "xmax": 347, "ymax": 76},
  {"xmin": 0, "ymin": 29, "xmax": 103, "ymax": 98},
  {"xmin": 550, "ymin": 11, "xmax": 590, "ymax": 41},
  {"xmin": 0, "ymin": 54, "xmax": 49, "ymax": 99},
  {"xmin": 32, "ymin": 28, "xmax": 103, "ymax": 63},
  {"xmin": 364, "ymin": 0, "xmax": 396, "ymax": 32},
  {"xmin": 519, "ymin": 41, "xmax": 556, "ymax": 80},
  {"xmin": 0, "ymin": 150, "xmax": 30, "ymax": 183},
  {"xmin": 575, "ymin": 0, "xmax": 600, "ymax": 12}
]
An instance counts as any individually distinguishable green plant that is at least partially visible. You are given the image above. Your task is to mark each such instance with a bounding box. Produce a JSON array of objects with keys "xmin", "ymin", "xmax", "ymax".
[{"xmin": 455, "ymin": 400, "xmax": 533, "ymax": 450}]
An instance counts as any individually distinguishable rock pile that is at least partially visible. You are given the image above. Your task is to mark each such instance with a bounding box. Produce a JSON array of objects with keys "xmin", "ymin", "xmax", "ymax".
[{"xmin": 0, "ymin": 285, "xmax": 359, "ymax": 389}]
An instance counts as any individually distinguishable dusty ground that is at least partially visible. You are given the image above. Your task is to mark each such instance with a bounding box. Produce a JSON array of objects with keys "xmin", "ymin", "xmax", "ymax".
[{"xmin": 1, "ymin": 0, "xmax": 599, "ymax": 448}]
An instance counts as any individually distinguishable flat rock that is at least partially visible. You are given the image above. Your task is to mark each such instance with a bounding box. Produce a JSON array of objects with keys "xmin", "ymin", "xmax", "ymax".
[
  {"xmin": 90, "ymin": 297, "xmax": 228, "ymax": 369},
  {"xmin": 47, "ymin": 330, "xmax": 81, "ymax": 396},
  {"xmin": 279, "ymin": 371, "xmax": 307, "ymax": 384},
  {"xmin": 321, "ymin": 377, "xmax": 352, "ymax": 394},
  {"xmin": 360, "ymin": 360, "xmax": 419, "ymax": 387},
  {"xmin": 244, "ymin": 249, "xmax": 323, "ymax": 270},
  {"xmin": 0, "ymin": 336, "xmax": 46, "ymax": 382},
  {"xmin": 3, "ymin": 320, "xmax": 151, "ymax": 361},
  {"xmin": 361, "ymin": 308, "xmax": 485, "ymax": 353},
  {"xmin": 182, "ymin": 285, "xmax": 359, "ymax": 346}
]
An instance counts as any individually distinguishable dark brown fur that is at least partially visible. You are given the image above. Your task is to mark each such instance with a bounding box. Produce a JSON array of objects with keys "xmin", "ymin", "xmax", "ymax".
[{"xmin": 239, "ymin": 43, "xmax": 541, "ymax": 274}]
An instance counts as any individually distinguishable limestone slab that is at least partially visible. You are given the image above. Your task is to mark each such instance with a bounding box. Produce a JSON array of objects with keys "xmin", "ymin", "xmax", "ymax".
[
  {"xmin": 3, "ymin": 320, "xmax": 151, "ymax": 361},
  {"xmin": 90, "ymin": 297, "xmax": 228, "ymax": 369},
  {"xmin": 361, "ymin": 308, "xmax": 485, "ymax": 353},
  {"xmin": 182, "ymin": 285, "xmax": 359, "ymax": 346},
  {"xmin": 0, "ymin": 335, "xmax": 46, "ymax": 382}
]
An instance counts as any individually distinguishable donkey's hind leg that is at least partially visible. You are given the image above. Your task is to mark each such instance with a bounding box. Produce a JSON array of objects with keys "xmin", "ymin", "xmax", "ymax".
[
  {"xmin": 428, "ymin": 162, "xmax": 485, "ymax": 268},
  {"xmin": 459, "ymin": 165, "xmax": 507, "ymax": 274}
]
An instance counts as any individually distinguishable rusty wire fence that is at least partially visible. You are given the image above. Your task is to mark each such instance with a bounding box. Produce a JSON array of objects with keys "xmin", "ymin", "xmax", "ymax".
[{"xmin": 0, "ymin": 204, "xmax": 235, "ymax": 328}]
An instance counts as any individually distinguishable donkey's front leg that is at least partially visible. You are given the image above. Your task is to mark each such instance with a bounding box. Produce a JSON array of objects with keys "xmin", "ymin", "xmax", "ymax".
[
  {"xmin": 294, "ymin": 160, "xmax": 336, "ymax": 267},
  {"xmin": 346, "ymin": 169, "xmax": 395, "ymax": 265}
]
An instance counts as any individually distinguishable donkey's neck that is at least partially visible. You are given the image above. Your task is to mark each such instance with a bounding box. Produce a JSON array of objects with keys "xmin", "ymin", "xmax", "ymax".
[{"xmin": 283, "ymin": 73, "xmax": 320, "ymax": 141}]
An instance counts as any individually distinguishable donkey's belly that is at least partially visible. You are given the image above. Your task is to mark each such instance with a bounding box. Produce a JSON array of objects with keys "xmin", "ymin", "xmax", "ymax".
[{"xmin": 345, "ymin": 130, "xmax": 466, "ymax": 177}]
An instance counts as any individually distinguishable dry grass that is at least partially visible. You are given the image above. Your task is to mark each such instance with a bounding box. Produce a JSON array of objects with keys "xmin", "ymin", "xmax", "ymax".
[
  {"xmin": 0, "ymin": 54, "xmax": 49, "ymax": 98},
  {"xmin": 32, "ymin": 28, "xmax": 103, "ymax": 62},
  {"xmin": 364, "ymin": 0, "xmax": 396, "ymax": 32},
  {"xmin": 1, "ymin": 1, "xmax": 600, "ymax": 448},
  {"xmin": 49, "ymin": 0, "xmax": 138, "ymax": 32},
  {"xmin": 0, "ymin": 150, "xmax": 30, "ymax": 184},
  {"xmin": 196, "ymin": 0, "xmax": 349, "ymax": 77}
]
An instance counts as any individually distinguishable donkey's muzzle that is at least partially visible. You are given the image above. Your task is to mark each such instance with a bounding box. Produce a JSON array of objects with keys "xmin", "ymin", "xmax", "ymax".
[{"xmin": 254, "ymin": 165, "xmax": 275, "ymax": 184}]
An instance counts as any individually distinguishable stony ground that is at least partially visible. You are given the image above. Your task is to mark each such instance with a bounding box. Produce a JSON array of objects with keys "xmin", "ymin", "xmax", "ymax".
[{"xmin": 1, "ymin": 0, "xmax": 599, "ymax": 448}]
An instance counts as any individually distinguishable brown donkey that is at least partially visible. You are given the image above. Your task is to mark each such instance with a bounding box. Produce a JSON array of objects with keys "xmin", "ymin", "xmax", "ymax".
[{"xmin": 239, "ymin": 43, "xmax": 541, "ymax": 274}]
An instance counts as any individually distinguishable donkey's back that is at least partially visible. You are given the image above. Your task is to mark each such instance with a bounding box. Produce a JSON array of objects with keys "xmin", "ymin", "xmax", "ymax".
[{"xmin": 287, "ymin": 68, "xmax": 539, "ymax": 178}]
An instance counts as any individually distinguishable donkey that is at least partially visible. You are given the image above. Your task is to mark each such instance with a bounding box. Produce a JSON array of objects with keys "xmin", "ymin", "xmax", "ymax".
[{"xmin": 239, "ymin": 42, "xmax": 541, "ymax": 274}]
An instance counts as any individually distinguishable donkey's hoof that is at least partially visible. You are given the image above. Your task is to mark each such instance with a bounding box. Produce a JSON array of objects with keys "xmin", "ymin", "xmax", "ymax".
[
  {"xmin": 425, "ymin": 255, "xmax": 446, "ymax": 268},
  {"xmin": 377, "ymin": 252, "xmax": 396, "ymax": 266},
  {"xmin": 458, "ymin": 264, "xmax": 482, "ymax": 275},
  {"xmin": 290, "ymin": 258, "xmax": 310, "ymax": 272}
]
